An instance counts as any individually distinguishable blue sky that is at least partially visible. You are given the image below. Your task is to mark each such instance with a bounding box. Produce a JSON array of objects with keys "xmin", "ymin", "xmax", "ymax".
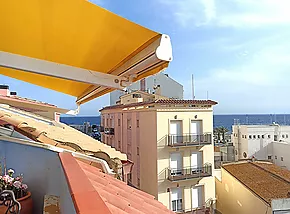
[{"xmin": 2, "ymin": 0, "xmax": 290, "ymax": 115}]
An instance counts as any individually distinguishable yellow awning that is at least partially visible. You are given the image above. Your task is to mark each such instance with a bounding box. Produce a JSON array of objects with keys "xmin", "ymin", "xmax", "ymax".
[{"xmin": 0, "ymin": 0, "xmax": 172, "ymax": 104}]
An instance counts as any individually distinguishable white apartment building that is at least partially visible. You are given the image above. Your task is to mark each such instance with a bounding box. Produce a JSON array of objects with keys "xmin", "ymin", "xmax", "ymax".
[
  {"xmin": 110, "ymin": 72, "xmax": 183, "ymax": 105},
  {"xmin": 232, "ymin": 124, "xmax": 290, "ymax": 161}
]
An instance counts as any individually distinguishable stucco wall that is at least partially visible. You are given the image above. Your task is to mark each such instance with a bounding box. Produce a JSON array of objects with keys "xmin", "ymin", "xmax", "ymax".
[
  {"xmin": 157, "ymin": 109, "xmax": 214, "ymax": 210},
  {"xmin": 139, "ymin": 110, "xmax": 158, "ymax": 197},
  {"xmin": 216, "ymin": 168, "xmax": 271, "ymax": 214}
]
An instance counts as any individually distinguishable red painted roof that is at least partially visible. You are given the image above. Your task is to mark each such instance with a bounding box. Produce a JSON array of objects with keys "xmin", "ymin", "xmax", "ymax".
[{"xmin": 59, "ymin": 152, "xmax": 174, "ymax": 214}]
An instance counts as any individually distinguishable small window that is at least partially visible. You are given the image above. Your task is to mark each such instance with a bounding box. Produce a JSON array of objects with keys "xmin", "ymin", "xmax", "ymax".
[
  {"xmin": 287, "ymin": 134, "xmax": 289, "ymax": 138},
  {"xmin": 268, "ymin": 155, "xmax": 272, "ymax": 160},
  {"xmin": 118, "ymin": 140, "xmax": 121, "ymax": 149},
  {"xmin": 137, "ymin": 147, "xmax": 140, "ymax": 155},
  {"xmin": 275, "ymin": 156, "xmax": 277, "ymax": 159},
  {"xmin": 244, "ymin": 135, "xmax": 247, "ymax": 139},
  {"xmin": 132, "ymin": 93, "xmax": 142, "ymax": 98},
  {"xmin": 253, "ymin": 135, "xmax": 256, "ymax": 139},
  {"xmin": 262, "ymin": 135, "xmax": 264, "ymax": 139},
  {"xmin": 118, "ymin": 119, "xmax": 121, "ymax": 126},
  {"xmin": 281, "ymin": 157, "xmax": 284, "ymax": 161},
  {"xmin": 258, "ymin": 135, "xmax": 260, "ymax": 139},
  {"xmin": 274, "ymin": 135, "xmax": 278, "ymax": 141},
  {"xmin": 137, "ymin": 178, "xmax": 140, "ymax": 187},
  {"xmin": 235, "ymin": 150, "xmax": 238, "ymax": 155},
  {"xmin": 282, "ymin": 135, "xmax": 285, "ymax": 138},
  {"xmin": 249, "ymin": 135, "xmax": 252, "ymax": 139},
  {"xmin": 243, "ymin": 152, "xmax": 247, "ymax": 158},
  {"xmin": 268, "ymin": 135, "xmax": 271, "ymax": 139},
  {"xmin": 137, "ymin": 119, "xmax": 140, "ymax": 128}
]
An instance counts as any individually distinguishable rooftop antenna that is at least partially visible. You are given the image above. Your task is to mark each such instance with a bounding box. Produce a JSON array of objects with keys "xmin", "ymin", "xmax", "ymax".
[{"xmin": 192, "ymin": 74, "xmax": 195, "ymax": 100}]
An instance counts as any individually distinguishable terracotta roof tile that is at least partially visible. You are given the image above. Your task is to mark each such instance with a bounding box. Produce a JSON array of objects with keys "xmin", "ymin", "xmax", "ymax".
[
  {"xmin": 0, "ymin": 95, "xmax": 56, "ymax": 107},
  {"xmin": 0, "ymin": 105, "xmax": 126, "ymax": 161},
  {"xmin": 76, "ymin": 159, "xmax": 174, "ymax": 214},
  {"xmin": 223, "ymin": 161, "xmax": 290, "ymax": 204},
  {"xmin": 100, "ymin": 99, "xmax": 217, "ymax": 111}
]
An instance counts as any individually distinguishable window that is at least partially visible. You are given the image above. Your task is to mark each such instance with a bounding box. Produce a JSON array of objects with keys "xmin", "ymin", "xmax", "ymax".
[
  {"xmin": 118, "ymin": 140, "xmax": 121, "ymax": 149},
  {"xmin": 137, "ymin": 147, "xmax": 140, "ymax": 155},
  {"xmin": 262, "ymin": 135, "xmax": 264, "ymax": 139},
  {"xmin": 274, "ymin": 135, "xmax": 278, "ymax": 141},
  {"xmin": 268, "ymin": 135, "xmax": 271, "ymax": 138},
  {"xmin": 127, "ymin": 173, "xmax": 132, "ymax": 182},
  {"xmin": 275, "ymin": 156, "xmax": 277, "ymax": 159},
  {"xmin": 249, "ymin": 135, "xmax": 252, "ymax": 139},
  {"xmin": 244, "ymin": 135, "xmax": 247, "ymax": 139},
  {"xmin": 137, "ymin": 178, "xmax": 140, "ymax": 187},
  {"xmin": 137, "ymin": 119, "xmax": 140, "ymax": 128},
  {"xmin": 281, "ymin": 157, "xmax": 284, "ymax": 161},
  {"xmin": 106, "ymin": 118, "xmax": 109, "ymax": 126},
  {"xmin": 268, "ymin": 155, "xmax": 272, "ymax": 160},
  {"xmin": 132, "ymin": 93, "xmax": 141, "ymax": 98},
  {"xmin": 235, "ymin": 150, "xmax": 238, "ymax": 155},
  {"xmin": 118, "ymin": 119, "xmax": 121, "ymax": 126},
  {"xmin": 258, "ymin": 135, "xmax": 260, "ymax": 139},
  {"xmin": 282, "ymin": 134, "xmax": 285, "ymax": 138},
  {"xmin": 287, "ymin": 134, "xmax": 289, "ymax": 138},
  {"xmin": 253, "ymin": 135, "xmax": 256, "ymax": 139},
  {"xmin": 127, "ymin": 119, "xmax": 132, "ymax": 129},
  {"xmin": 243, "ymin": 152, "xmax": 247, "ymax": 158}
]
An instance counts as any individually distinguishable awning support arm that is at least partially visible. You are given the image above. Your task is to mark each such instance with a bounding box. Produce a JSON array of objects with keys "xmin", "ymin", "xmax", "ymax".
[{"xmin": 0, "ymin": 51, "xmax": 134, "ymax": 90}]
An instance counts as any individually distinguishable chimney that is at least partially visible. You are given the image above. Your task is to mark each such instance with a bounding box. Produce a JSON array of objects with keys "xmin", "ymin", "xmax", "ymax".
[
  {"xmin": 155, "ymin": 85, "xmax": 161, "ymax": 95},
  {"xmin": 0, "ymin": 85, "xmax": 9, "ymax": 96},
  {"xmin": 140, "ymin": 78, "xmax": 146, "ymax": 92}
]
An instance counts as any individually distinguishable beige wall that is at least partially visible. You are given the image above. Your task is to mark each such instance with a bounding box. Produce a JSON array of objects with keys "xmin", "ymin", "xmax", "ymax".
[
  {"xmin": 216, "ymin": 168, "xmax": 271, "ymax": 214},
  {"xmin": 101, "ymin": 105, "xmax": 216, "ymax": 211},
  {"xmin": 156, "ymin": 109, "xmax": 215, "ymax": 210}
]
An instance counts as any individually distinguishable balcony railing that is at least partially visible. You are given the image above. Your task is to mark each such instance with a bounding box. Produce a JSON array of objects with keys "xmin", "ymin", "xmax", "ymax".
[
  {"xmin": 167, "ymin": 164, "xmax": 212, "ymax": 181},
  {"xmin": 167, "ymin": 133, "xmax": 212, "ymax": 147},
  {"xmin": 104, "ymin": 127, "xmax": 114, "ymax": 135}
]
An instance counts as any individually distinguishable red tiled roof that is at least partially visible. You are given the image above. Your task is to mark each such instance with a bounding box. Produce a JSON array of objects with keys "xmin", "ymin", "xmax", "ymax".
[
  {"xmin": 0, "ymin": 95, "xmax": 57, "ymax": 107},
  {"xmin": 223, "ymin": 161, "xmax": 290, "ymax": 204},
  {"xmin": 59, "ymin": 152, "xmax": 174, "ymax": 214},
  {"xmin": 155, "ymin": 99, "xmax": 218, "ymax": 105},
  {"xmin": 100, "ymin": 99, "xmax": 217, "ymax": 111}
]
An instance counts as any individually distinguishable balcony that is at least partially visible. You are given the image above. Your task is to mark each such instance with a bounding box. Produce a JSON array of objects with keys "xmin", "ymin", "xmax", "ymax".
[
  {"xmin": 167, "ymin": 133, "xmax": 212, "ymax": 147},
  {"xmin": 167, "ymin": 165, "xmax": 212, "ymax": 181},
  {"xmin": 104, "ymin": 127, "xmax": 115, "ymax": 135}
]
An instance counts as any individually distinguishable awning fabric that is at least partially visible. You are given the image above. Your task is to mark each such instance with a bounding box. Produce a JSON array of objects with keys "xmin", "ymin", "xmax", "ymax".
[{"xmin": 0, "ymin": 0, "xmax": 171, "ymax": 104}]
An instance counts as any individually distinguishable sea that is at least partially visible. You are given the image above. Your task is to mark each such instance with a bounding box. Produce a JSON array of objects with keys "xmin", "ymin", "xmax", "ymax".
[{"xmin": 60, "ymin": 114, "xmax": 290, "ymax": 132}]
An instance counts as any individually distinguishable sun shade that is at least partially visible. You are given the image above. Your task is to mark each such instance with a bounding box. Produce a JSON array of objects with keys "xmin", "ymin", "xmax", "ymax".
[{"xmin": 0, "ymin": 0, "xmax": 172, "ymax": 104}]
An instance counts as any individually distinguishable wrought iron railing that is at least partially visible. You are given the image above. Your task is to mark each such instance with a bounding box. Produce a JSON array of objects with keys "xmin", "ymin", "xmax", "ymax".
[
  {"xmin": 167, "ymin": 164, "xmax": 212, "ymax": 181},
  {"xmin": 167, "ymin": 133, "xmax": 212, "ymax": 147},
  {"xmin": 104, "ymin": 127, "xmax": 114, "ymax": 135}
]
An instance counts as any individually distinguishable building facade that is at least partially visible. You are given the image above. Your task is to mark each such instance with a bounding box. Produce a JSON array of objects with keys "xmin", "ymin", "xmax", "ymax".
[
  {"xmin": 216, "ymin": 161, "xmax": 290, "ymax": 214},
  {"xmin": 232, "ymin": 124, "xmax": 290, "ymax": 161},
  {"xmin": 109, "ymin": 72, "xmax": 183, "ymax": 105},
  {"xmin": 100, "ymin": 92, "xmax": 218, "ymax": 212}
]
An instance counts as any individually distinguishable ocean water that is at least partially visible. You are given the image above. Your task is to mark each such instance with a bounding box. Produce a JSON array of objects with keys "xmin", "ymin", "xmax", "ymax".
[{"xmin": 60, "ymin": 114, "xmax": 290, "ymax": 132}]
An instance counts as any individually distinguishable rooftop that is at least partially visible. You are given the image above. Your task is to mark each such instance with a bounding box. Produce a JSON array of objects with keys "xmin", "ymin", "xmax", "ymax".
[
  {"xmin": 223, "ymin": 161, "xmax": 290, "ymax": 205},
  {"xmin": 100, "ymin": 99, "xmax": 218, "ymax": 111},
  {"xmin": 0, "ymin": 104, "xmax": 127, "ymax": 172}
]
